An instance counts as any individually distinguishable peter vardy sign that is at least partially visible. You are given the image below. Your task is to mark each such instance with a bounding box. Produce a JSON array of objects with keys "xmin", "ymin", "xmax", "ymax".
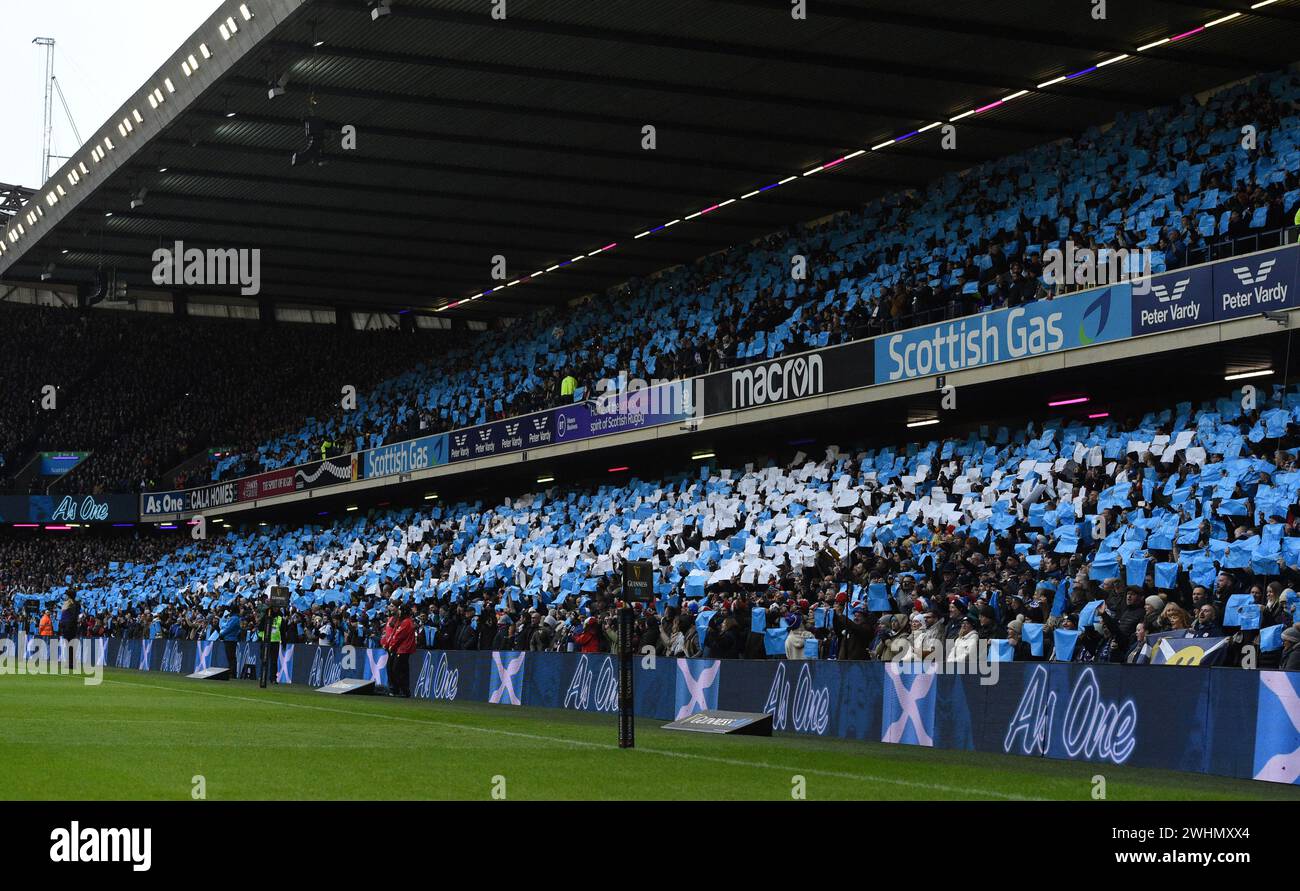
[{"xmin": 1212, "ymin": 246, "xmax": 1296, "ymax": 321}]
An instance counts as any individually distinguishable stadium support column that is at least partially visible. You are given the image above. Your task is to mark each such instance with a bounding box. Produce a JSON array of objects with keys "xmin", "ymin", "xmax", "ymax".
[
  {"xmin": 258, "ymin": 296, "xmax": 274, "ymax": 326},
  {"xmin": 337, "ymin": 304, "xmax": 354, "ymax": 333},
  {"xmin": 618, "ymin": 606, "xmax": 635, "ymax": 748},
  {"xmin": 173, "ymin": 292, "xmax": 188, "ymax": 320}
]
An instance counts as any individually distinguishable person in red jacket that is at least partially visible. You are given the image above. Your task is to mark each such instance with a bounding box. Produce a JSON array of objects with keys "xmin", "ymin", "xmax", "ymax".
[
  {"xmin": 571, "ymin": 616, "xmax": 602, "ymax": 653},
  {"xmin": 387, "ymin": 606, "xmax": 416, "ymax": 698}
]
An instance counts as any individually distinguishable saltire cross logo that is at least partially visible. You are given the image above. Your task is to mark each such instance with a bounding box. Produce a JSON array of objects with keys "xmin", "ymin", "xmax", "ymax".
[
  {"xmin": 882, "ymin": 661, "xmax": 937, "ymax": 747},
  {"xmin": 674, "ymin": 658, "xmax": 721, "ymax": 720},
  {"xmin": 138, "ymin": 639, "xmax": 153, "ymax": 671},
  {"xmin": 1151, "ymin": 636, "xmax": 1229, "ymax": 666},
  {"xmin": 195, "ymin": 641, "xmax": 213, "ymax": 672},
  {"xmin": 365, "ymin": 648, "xmax": 389, "ymax": 687},
  {"xmin": 1253, "ymin": 671, "xmax": 1300, "ymax": 784},
  {"xmin": 488, "ymin": 651, "xmax": 526, "ymax": 705},
  {"xmin": 276, "ymin": 645, "xmax": 294, "ymax": 684},
  {"xmin": 114, "ymin": 640, "xmax": 135, "ymax": 669}
]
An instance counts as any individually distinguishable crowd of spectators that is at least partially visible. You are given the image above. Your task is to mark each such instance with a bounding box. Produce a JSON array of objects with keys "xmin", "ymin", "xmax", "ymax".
[
  {"xmin": 224, "ymin": 68, "xmax": 1300, "ymax": 481},
  {"xmin": 6, "ymin": 380, "xmax": 1300, "ymax": 674},
  {"xmin": 0, "ymin": 303, "xmax": 450, "ymax": 494}
]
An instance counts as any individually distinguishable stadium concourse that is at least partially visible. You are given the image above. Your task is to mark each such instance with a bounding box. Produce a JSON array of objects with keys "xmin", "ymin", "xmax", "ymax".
[{"xmin": 4, "ymin": 376, "xmax": 1300, "ymax": 677}]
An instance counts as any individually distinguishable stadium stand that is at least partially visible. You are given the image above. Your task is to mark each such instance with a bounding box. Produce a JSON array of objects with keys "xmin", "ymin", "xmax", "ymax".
[
  {"xmin": 0, "ymin": 303, "xmax": 451, "ymax": 494},
  {"xmin": 6, "ymin": 70, "xmax": 1300, "ymax": 496},
  {"xmin": 216, "ymin": 68, "xmax": 1300, "ymax": 481},
  {"xmin": 4, "ymin": 381, "xmax": 1299, "ymax": 672}
]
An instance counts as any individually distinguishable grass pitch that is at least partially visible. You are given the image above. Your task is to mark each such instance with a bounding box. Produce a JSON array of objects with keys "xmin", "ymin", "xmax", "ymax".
[{"xmin": 1, "ymin": 668, "xmax": 1295, "ymax": 801}]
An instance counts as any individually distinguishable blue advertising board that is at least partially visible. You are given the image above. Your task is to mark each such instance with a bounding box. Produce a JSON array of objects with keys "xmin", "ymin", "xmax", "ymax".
[
  {"xmin": 446, "ymin": 380, "xmax": 694, "ymax": 463},
  {"xmin": 1129, "ymin": 264, "xmax": 1215, "ymax": 336},
  {"xmin": 363, "ymin": 432, "xmax": 448, "ymax": 479},
  {"xmin": 56, "ymin": 637, "xmax": 1295, "ymax": 787},
  {"xmin": 1211, "ymin": 245, "xmax": 1298, "ymax": 321},
  {"xmin": 874, "ymin": 283, "xmax": 1133, "ymax": 384},
  {"xmin": 0, "ymin": 494, "xmax": 138, "ymax": 524}
]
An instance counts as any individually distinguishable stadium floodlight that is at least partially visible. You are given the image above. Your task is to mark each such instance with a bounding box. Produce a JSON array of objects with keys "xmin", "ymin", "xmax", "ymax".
[
  {"xmin": 130, "ymin": 188, "xmax": 147, "ymax": 210},
  {"xmin": 424, "ymin": 493, "xmax": 439, "ymax": 500},
  {"xmin": 371, "ymin": 0, "xmax": 392, "ymax": 21},
  {"xmin": 906, "ymin": 419, "xmax": 940, "ymax": 428},
  {"xmin": 268, "ymin": 72, "xmax": 290, "ymax": 99},
  {"xmin": 691, "ymin": 451, "xmax": 715, "ymax": 461},
  {"xmin": 535, "ymin": 476, "xmax": 554, "ymax": 484},
  {"xmin": 40, "ymin": 262, "xmax": 54, "ymax": 282},
  {"xmin": 1224, "ymin": 369, "xmax": 1273, "ymax": 381},
  {"xmin": 1047, "ymin": 396, "xmax": 1089, "ymax": 407}
]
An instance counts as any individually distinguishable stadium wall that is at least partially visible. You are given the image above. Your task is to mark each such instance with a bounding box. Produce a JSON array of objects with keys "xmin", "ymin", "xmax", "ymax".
[{"xmin": 51, "ymin": 637, "xmax": 1300, "ymax": 787}]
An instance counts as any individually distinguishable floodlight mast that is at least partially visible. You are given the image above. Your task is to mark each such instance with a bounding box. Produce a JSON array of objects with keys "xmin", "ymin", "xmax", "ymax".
[{"xmin": 33, "ymin": 38, "xmax": 55, "ymax": 183}]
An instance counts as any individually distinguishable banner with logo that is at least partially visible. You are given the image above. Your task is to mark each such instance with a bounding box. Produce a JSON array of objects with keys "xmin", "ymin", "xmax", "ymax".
[
  {"xmin": 447, "ymin": 382, "xmax": 694, "ymax": 463},
  {"xmin": 1211, "ymin": 245, "xmax": 1298, "ymax": 321},
  {"xmin": 238, "ymin": 468, "xmax": 297, "ymax": 502},
  {"xmin": 293, "ymin": 455, "xmax": 358, "ymax": 491},
  {"xmin": 0, "ymin": 494, "xmax": 138, "ymax": 524},
  {"xmin": 364, "ymin": 433, "xmax": 448, "ymax": 479},
  {"xmin": 77, "ymin": 638, "xmax": 1288, "ymax": 785},
  {"xmin": 140, "ymin": 482, "xmax": 240, "ymax": 519},
  {"xmin": 38, "ymin": 452, "xmax": 87, "ymax": 476},
  {"xmin": 1130, "ymin": 264, "xmax": 1215, "ymax": 336},
  {"xmin": 699, "ymin": 341, "xmax": 873, "ymax": 415},
  {"xmin": 875, "ymin": 283, "xmax": 1133, "ymax": 384}
]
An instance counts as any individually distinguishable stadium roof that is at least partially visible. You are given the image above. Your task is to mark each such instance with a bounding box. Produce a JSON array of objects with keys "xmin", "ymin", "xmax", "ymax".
[{"xmin": 3, "ymin": 0, "xmax": 1300, "ymax": 320}]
